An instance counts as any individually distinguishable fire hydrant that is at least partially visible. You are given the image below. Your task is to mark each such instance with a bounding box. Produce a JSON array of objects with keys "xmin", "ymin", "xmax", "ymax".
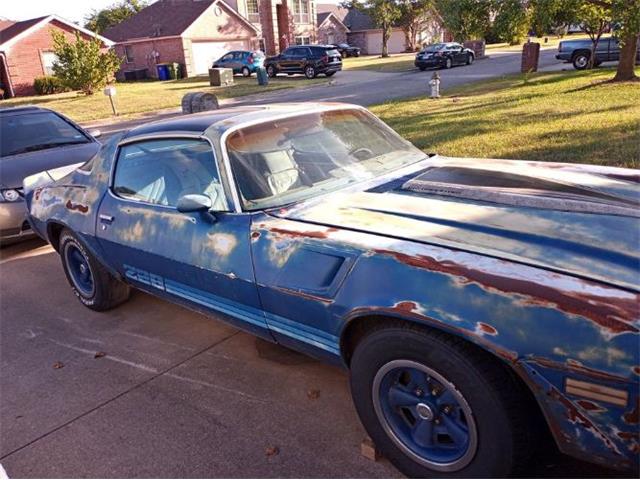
[{"xmin": 429, "ymin": 72, "xmax": 441, "ymax": 98}]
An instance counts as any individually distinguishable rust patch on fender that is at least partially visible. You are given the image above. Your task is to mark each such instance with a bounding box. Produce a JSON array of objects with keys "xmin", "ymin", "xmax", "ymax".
[
  {"xmin": 375, "ymin": 249, "xmax": 639, "ymax": 336},
  {"xmin": 623, "ymin": 399, "xmax": 639, "ymax": 425},
  {"xmin": 269, "ymin": 227, "xmax": 338, "ymax": 240},
  {"xmin": 576, "ymin": 399, "xmax": 606, "ymax": 413},
  {"xmin": 476, "ymin": 322, "xmax": 498, "ymax": 336},
  {"xmin": 393, "ymin": 301, "xmax": 418, "ymax": 313},
  {"xmin": 632, "ymin": 366, "xmax": 640, "ymax": 376},
  {"xmin": 65, "ymin": 200, "xmax": 88, "ymax": 213}
]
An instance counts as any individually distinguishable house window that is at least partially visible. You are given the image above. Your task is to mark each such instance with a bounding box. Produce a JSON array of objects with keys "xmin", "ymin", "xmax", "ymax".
[
  {"xmin": 124, "ymin": 46, "xmax": 134, "ymax": 63},
  {"xmin": 246, "ymin": 0, "xmax": 259, "ymax": 23},
  {"xmin": 41, "ymin": 51, "xmax": 58, "ymax": 76},
  {"xmin": 295, "ymin": 36, "xmax": 311, "ymax": 45},
  {"xmin": 292, "ymin": 0, "xmax": 310, "ymax": 24},
  {"xmin": 258, "ymin": 38, "xmax": 266, "ymax": 52}
]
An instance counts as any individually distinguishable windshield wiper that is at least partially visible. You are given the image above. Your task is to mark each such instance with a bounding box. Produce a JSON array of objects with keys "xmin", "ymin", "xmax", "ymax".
[{"xmin": 9, "ymin": 140, "xmax": 88, "ymax": 155}]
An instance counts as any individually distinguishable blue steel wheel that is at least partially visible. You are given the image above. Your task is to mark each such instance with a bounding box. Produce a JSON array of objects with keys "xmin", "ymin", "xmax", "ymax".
[
  {"xmin": 373, "ymin": 360, "xmax": 478, "ymax": 472},
  {"xmin": 63, "ymin": 242, "xmax": 95, "ymax": 297}
]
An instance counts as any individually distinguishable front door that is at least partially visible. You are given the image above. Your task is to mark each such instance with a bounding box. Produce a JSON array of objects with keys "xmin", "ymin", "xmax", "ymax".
[{"xmin": 96, "ymin": 136, "xmax": 270, "ymax": 339}]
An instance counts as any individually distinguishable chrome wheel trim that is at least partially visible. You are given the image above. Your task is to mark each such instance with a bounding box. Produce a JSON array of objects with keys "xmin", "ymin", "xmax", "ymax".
[{"xmin": 372, "ymin": 359, "xmax": 478, "ymax": 472}]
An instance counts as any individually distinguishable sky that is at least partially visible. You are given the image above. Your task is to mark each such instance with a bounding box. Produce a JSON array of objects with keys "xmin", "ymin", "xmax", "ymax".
[{"xmin": 3, "ymin": 0, "xmax": 342, "ymax": 25}]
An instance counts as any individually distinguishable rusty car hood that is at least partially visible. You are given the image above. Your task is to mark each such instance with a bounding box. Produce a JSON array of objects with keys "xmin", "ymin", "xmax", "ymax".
[{"xmin": 277, "ymin": 157, "xmax": 640, "ymax": 291}]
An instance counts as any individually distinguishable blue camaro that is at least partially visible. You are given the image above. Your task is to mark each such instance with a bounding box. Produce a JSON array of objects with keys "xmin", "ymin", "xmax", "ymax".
[{"xmin": 24, "ymin": 103, "xmax": 639, "ymax": 477}]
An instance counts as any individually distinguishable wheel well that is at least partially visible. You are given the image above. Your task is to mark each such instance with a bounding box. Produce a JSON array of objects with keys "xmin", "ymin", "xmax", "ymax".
[
  {"xmin": 572, "ymin": 49, "xmax": 591, "ymax": 58},
  {"xmin": 47, "ymin": 222, "xmax": 65, "ymax": 252},
  {"xmin": 340, "ymin": 314, "xmax": 552, "ymax": 444}
]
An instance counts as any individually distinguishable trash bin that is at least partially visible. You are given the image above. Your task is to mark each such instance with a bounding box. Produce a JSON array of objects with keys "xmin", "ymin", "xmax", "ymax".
[
  {"xmin": 156, "ymin": 64, "xmax": 170, "ymax": 81},
  {"xmin": 521, "ymin": 42, "xmax": 540, "ymax": 73},
  {"xmin": 256, "ymin": 67, "xmax": 269, "ymax": 86},
  {"xmin": 166, "ymin": 62, "xmax": 182, "ymax": 80}
]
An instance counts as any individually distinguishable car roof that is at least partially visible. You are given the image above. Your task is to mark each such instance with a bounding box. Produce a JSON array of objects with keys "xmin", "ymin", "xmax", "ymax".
[
  {"xmin": 123, "ymin": 103, "xmax": 361, "ymax": 140},
  {"xmin": 0, "ymin": 105, "xmax": 53, "ymax": 116}
]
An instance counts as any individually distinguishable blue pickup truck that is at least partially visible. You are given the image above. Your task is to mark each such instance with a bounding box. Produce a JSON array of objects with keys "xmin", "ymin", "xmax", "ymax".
[{"xmin": 557, "ymin": 36, "xmax": 640, "ymax": 69}]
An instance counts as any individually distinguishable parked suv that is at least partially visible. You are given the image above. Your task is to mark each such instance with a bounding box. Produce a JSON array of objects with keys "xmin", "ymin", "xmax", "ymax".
[
  {"xmin": 212, "ymin": 50, "xmax": 265, "ymax": 77},
  {"xmin": 415, "ymin": 42, "xmax": 475, "ymax": 70},
  {"xmin": 265, "ymin": 45, "xmax": 342, "ymax": 79},
  {"xmin": 556, "ymin": 36, "xmax": 640, "ymax": 69}
]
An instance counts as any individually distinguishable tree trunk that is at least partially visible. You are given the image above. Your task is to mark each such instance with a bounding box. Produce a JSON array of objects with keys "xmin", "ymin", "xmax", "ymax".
[
  {"xmin": 382, "ymin": 23, "xmax": 390, "ymax": 57},
  {"xmin": 613, "ymin": 33, "xmax": 639, "ymax": 82}
]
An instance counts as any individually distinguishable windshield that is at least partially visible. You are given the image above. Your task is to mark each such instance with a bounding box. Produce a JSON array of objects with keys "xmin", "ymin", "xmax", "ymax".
[
  {"xmin": 225, "ymin": 109, "xmax": 426, "ymax": 210},
  {"xmin": 1, "ymin": 111, "xmax": 90, "ymax": 157},
  {"xmin": 422, "ymin": 44, "xmax": 445, "ymax": 53}
]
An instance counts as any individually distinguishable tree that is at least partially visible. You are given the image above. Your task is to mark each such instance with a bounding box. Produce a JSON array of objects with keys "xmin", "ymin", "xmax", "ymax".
[
  {"xmin": 611, "ymin": 0, "xmax": 640, "ymax": 81},
  {"xmin": 398, "ymin": 0, "xmax": 436, "ymax": 52},
  {"xmin": 577, "ymin": 0, "xmax": 612, "ymax": 69},
  {"xmin": 530, "ymin": 0, "xmax": 580, "ymax": 37},
  {"xmin": 344, "ymin": 1, "xmax": 402, "ymax": 57},
  {"xmin": 84, "ymin": 0, "xmax": 146, "ymax": 34},
  {"xmin": 492, "ymin": 0, "xmax": 531, "ymax": 45},
  {"xmin": 434, "ymin": 0, "xmax": 492, "ymax": 41},
  {"xmin": 52, "ymin": 31, "xmax": 122, "ymax": 95}
]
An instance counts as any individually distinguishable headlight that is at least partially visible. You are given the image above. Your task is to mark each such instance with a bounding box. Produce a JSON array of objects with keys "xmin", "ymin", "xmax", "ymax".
[{"xmin": 0, "ymin": 189, "xmax": 21, "ymax": 202}]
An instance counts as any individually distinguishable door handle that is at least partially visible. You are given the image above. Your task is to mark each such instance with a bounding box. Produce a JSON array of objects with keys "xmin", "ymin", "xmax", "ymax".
[{"xmin": 99, "ymin": 214, "xmax": 114, "ymax": 224}]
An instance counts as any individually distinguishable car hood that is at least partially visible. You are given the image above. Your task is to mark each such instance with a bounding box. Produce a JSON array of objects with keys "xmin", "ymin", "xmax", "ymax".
[
  {"xmin": 0, "ymin": 142, "xmax": 99, "ymax": 189},
  {"xmin": 276, "ymin": 156, "xmax": 640, "ymax": 291}
]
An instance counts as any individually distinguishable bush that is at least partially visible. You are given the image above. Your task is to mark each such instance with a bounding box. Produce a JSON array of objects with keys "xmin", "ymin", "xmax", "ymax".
[{"xmin": 33, "ymin": 76, "xmax": 67, "ymax": 95}]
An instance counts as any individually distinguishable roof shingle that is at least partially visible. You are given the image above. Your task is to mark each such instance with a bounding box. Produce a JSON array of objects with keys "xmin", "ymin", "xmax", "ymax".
[{"xmin": 0, "ymin": 16, "xmax": 47, "ymax": 46}]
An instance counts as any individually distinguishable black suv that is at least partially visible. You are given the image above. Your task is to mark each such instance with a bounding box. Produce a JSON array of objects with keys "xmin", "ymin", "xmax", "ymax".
[{"xmin": 265, "ymin": 45, "xmax": 342, "ymax": 79}]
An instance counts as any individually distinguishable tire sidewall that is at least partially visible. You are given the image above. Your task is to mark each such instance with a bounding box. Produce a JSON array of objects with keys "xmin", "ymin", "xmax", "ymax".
[
  {"xmin": 60, "ymin": 232, "xmax": 98, "ymax": 307},
  {"xmin": 305, "ymin": 65, "xmax": 316, "ymax": 79},
  {"xmin": 350, "ymin": 329, "xmax": 515, "ymax": 477},
  {"xmin": 445, "ymin": 58, "xmax": 452, "ymax": 69},
  {"xmin": 573, "ymin": 53, "xmax": 589, "ymax": 70},
  {"xmin": 267, "ymin": 65, "xmax": 276, "ymax": 77},
  {"xmin": 242, "ymin": 66, "xmax": 251, "ymax": 77}
]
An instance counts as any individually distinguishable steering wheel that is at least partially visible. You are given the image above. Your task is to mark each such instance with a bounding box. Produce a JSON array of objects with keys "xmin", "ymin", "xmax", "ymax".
[{"xmin": 349, "ymin": 147, "xmax": 374, "ymax": 160}]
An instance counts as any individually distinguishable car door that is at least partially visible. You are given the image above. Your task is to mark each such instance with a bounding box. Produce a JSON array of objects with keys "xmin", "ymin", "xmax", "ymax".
[
  {"xmin": 608, "ymin": 37, "xmax": 620, "ymax": 62},
  {"xmin": 278, "ymin": 47, "xmax": 296, "ymax": 72},
  {"xmin": 452, "ymin": 44, "xmax": 466, "ymax": 64},
  {"xmin": 228, "ymin": 51, "xmax": 244, "ymax": 73},
  {"xmin": 95, "ymin": 135, "xmax": 271, "ymax": 339},
  {"xmin": 215, "ymin": 52, "xmax": 232, "ymax": 68},
  {"xmin": 292, "ymin": 47, "xmax": 311, "ymax": 72}
]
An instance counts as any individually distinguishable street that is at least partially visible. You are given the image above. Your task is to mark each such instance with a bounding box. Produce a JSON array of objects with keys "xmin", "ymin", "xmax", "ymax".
[{"xmin": 0, "ymin": 238, "xmax": 632, "ymax": 478}]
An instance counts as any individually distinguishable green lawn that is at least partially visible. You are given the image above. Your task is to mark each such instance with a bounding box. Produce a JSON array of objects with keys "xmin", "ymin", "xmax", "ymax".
[
  {"xmin": 0, "ymin": 75, "xmax": 326, "ymax": 123},
  {"xmin": 485, "ymin": 33, "xmax": 591, "ymax": 51},
  {"xmin": 371, "ymin": 67, "xmax": 640, "ymax": 168},
  {"xmin": 342, "ymin": 53, "xmax": 416, "ymax": 72}
]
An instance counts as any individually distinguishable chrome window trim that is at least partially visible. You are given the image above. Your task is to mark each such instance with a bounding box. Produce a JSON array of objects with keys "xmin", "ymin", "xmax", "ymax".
[
  {"xmin": 109, "ymin": 133, "xmax": 233, "ymax": 212},
  {"xmin": 217, "ymin": 104, "xmax": 370, "ymax": 213}
]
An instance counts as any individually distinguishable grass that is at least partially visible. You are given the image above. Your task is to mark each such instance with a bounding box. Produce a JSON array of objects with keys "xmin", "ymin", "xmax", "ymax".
[
  {"xmin": 342, "ymin": 53, "xmax": 416, "ymax": 72},
  {"xmin": 485, "ymin": 33, "xmax": 591, "ymax": 51},
  {"xmin": 0, "ymin": 75, "xmax": 326, "ymax": 124},
  {"xmin": 371, "ymin": 67, "xmax": 640, "ymax": 168}
]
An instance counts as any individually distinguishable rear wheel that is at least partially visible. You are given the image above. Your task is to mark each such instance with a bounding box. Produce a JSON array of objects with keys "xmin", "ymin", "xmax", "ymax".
[
  {"xmin": 350, "ymin": 325, "xmax": 535, "ymax": 477},
  {"xmin": 266, "ymin": 65, "xmax": 277, "ymax": 78},
  {"xmin": 241, "ymin": 66, "xmax": 251, "ymax": 77},
  {"xmin": 59, "ymin": 229, "xmax": 130, "ymax": 311},
  {"xmin": 572, "ymin": 52, "xmax": 589, "ymax": 70},
  {"xmin": 304, "ymin": 65, "xmax": 317, "ymax": 79}
]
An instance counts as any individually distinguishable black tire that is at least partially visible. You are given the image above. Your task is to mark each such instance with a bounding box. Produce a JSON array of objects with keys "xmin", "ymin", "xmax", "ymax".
[
  {"xmin": 419, "ymin": 65, "xmax": 427, "ymax": 71},
  {"xmin": 325, "ymin": 71, "xmax": 336, "ymax": 77},
  {"xmin": 59, "ymin": 229, "xmax": 130, "ymax": 311},
  {"xmin": 266, "ymin": 65, "xmax": 277, "ymax": 78},
  {"xmin": 304, "ymin": 65, "xmax": 316, "ymax": 79},
  {"xmin": 354, "ymin": 52, "xmax": 360, "ymax": 57},
  {"xmin": 444, "ymin": 57, "xmax": 452, "ymax": 69},
  {"xmin": 241, "ymin": 66, "xmax": 251, "ymax": 77},
  {"xmin": 572, "ymin": 52, "xmax": 589, "ymax": 70},
  {"xmin": 466, "ymin": 54, "xmax": 474, "ymax": 65},
  {"xmin": 350, "ymin": 325, "xmax": 535, "ymax": 477}
]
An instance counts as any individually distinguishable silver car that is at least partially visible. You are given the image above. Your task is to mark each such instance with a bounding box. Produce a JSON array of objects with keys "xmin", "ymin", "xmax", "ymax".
[{"xmin": 0, "ymin": 106, "xmax": 101, "ymax": 245}]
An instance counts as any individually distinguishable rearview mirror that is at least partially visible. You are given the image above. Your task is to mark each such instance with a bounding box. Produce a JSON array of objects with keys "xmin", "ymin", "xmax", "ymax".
[{"xmin": 177, "ymin": 194, "xmax": 212, "ymax": 213}]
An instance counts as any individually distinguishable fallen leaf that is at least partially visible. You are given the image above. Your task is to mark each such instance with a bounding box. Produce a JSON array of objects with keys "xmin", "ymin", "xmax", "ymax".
[
  {"xmin": 307, "ymin": 389, "xmax": 320, "ymax": 400},
  {"xmin": 53, "ymin": 361, "xmax": 64, "ymax": 369},
  {"xmin": 94, "ymin": 351, "xmax": 106, "ymax": 359},
  {"xmin": 265, "ymin": 446, "xmax": 279, "ymax": 457}
]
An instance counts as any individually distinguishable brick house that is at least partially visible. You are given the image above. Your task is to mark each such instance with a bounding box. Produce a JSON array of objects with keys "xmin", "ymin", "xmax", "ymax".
[
  {"xmin": 0, "ymin": 15, "xmax": 113, "ymax": 98},
  {"xmin": 104, "ymin": 0, "xmax": 319, "ymax": 79},
  {"xmin": 317, "ymin": 4, "xmax": 444, "ymax": 55}
]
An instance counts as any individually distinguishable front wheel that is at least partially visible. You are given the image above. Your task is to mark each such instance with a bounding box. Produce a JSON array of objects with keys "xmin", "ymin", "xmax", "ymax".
[
  {"xmin": 466, "ymin": 54, "xmax": 474, "ymax": 65},
  {"xmin": 59, "ymin": 229, "xmax": 130, "ymax": 311},
  {"xmin": 241, "ymin": 66, "xmax": 251, "ymax": 77},
  {"xmin": 350, "ymin": 326, "xmax": 535, "ymax": 477},
  {"xmin": 304, "ymin": 65, "xmax": 317, "ymax": 79}
]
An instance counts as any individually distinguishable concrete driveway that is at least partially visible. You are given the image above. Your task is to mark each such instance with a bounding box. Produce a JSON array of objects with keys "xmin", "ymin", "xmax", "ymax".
[
  {"xmin": 87, "ymin": 48, "xmax": 567, "ymax": 139},
  {"xmin": 0, "ymin": 239, "xmax": 632, "ymax": 478}
]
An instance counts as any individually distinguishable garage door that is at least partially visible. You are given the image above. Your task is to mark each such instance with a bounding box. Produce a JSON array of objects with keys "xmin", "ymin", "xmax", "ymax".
[
  {"xmin": 365, "ymin": 31, "xmax": 406, "ymax": 55},
  {"xmin": 191, "ymin": 40, "xmax": 249, "ymax": 75}
]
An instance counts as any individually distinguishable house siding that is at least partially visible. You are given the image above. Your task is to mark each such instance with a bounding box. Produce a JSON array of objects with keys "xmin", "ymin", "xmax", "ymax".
[
  {"xmin": 114, "ymin": 37, "xmax": 186, "ymax": 80},
  {"xmin": 317, "ymin": 17, "xmax": 347, "ymax": 45},
  {"xmin": 3, "ymin": 20, "xmax": 99, "ymax": 96}
]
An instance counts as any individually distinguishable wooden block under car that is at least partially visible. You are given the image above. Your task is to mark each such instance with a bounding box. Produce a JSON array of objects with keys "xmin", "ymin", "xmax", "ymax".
[{"xmin": 361, "ymin": 436, "xmax": 382, "ymax": 461}]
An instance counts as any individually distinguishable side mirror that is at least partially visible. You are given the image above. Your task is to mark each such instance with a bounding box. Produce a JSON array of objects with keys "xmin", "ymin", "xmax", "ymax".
[
  {"xmin": 89, "ymin": 129, "xmax": 101, "ymax": 138},
  {"xmin": 177, "ymin": 194, "xmax": 212, "ymax": 213}
]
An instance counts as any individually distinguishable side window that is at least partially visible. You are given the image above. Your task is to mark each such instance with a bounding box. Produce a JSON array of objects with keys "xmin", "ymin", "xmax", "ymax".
[
  {"xmin": 112, "ymin": 138, "xmax": 227, "ymax": 210},
  {"xmin": 283, "ymin": 47, "xmax": 295, "ymax": 56},
  {"xmin": 221, "ymin": 53, "xmax": 233, "ymax": 61}
]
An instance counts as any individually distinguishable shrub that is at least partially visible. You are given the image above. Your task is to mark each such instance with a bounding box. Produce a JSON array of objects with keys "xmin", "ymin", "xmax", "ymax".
[{"xmin": 33, "ymin": 76, "xmax": 67, "ymax": 95}]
